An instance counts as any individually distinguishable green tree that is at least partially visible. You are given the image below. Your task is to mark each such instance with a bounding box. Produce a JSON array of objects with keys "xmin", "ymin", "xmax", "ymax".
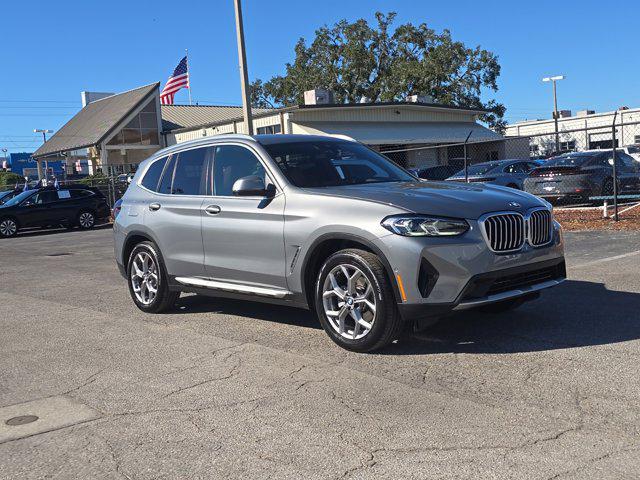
[
  {"xmin": 0, "ymin": 171, "xmax": 23, "ymax": 188},
  {"xmin": 251, "ymin": 12, "xmax": 505, "ymax": 132}
]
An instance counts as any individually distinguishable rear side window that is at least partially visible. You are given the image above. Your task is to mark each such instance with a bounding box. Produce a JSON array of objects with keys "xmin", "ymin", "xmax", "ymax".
[
  {"xmin": 69, "ymin": 189, "xmax": 93, "ymax": 198},
  {"xmin": 171, "ymin": 147, "xmax": 211, "ymax": 195},
  {"xmin": 141, "ymin": 157, "xmax": 167, "ymax": 191}
]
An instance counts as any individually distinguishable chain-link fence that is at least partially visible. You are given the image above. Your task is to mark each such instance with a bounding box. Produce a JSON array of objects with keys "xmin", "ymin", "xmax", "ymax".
[{"xmin": 377, "ymin": 119, "xmax": 640, "ymax": 226}]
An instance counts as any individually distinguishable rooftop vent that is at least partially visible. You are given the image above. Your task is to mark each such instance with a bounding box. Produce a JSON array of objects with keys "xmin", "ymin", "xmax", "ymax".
[
  {"xmin": 407, "ymin": 94, "xmax": 434, "ymax": 103},
  {"xmin": 557, "ymin": 110, "xmax": 572, "ymax": 118},
  {"xmin": 577, "ymin": 109, "xmax": 595, "ymax": 117},
  {"xmin": 303, "ymin": 89, "xmax": 334, "ymax": 105}
]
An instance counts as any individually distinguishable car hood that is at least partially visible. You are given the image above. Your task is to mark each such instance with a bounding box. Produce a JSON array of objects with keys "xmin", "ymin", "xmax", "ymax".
[{"xmin": 303, "ymin": 181, "xmax": 546, "ymax": 218}]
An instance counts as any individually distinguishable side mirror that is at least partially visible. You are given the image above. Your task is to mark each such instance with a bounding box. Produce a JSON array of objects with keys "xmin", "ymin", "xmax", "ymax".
[{"xmin": 232, "ymin": 175, "xmax": 273, "ymax": 197}]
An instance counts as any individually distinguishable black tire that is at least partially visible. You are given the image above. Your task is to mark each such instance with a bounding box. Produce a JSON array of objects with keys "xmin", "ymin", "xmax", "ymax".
[
  {"xmin": 127, "ymin": 241, "xmax": 179, "ymax": 313},
  {"xmin": 0, "ymin": 217, "xmax": 18, "ymax": 238},
  {"xmin": 77, "ymin": 210, "xmax": 96, "ymax": 229},
  {"xmin": 314, "ymin": 248, "xmax": 403, "ymax": 352}
]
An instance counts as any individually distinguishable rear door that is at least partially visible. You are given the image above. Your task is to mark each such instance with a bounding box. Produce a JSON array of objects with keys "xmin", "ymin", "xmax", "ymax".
[
  {"xmin": 201, "ymin": 144, "xmax": 287, "ymax": 289},
  {"xmin": 142, "ymin": 147, "xmax": 211, "ymax": 277},
  {"xmin": 19, "ymin": 190, "xmax": 59, "ymax": 226}
]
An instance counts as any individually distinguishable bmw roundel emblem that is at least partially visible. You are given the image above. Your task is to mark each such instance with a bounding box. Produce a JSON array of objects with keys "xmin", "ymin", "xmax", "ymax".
[{"xmin": 508, "ymin": 202, "xmax": 521, "ymax": 208}]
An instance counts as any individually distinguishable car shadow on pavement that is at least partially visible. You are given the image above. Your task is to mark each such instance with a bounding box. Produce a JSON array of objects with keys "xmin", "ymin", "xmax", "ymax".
[
  {"xmin": 385, "ymin": 280, "xmax": 640, "ymax": 355},
  {"xmin": 13, "ymin": 223, "xmax": 112, "ymax": 239},
  {"xmin": 174, "ymin": 293, "xmax": 321, "ymax": 330}
]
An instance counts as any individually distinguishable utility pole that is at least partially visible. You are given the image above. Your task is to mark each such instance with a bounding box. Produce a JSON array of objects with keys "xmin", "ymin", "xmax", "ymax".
[
  {"xmin": 233, "ymin": 0, "xmax": 254, "ymax": 135},
  {"xmin": 542, "ymin": 75, "xmax": 565, "ymax": 154},
  {"xmin": 34, "ymin": 129, "xmax": 53, "ymax": 182}
]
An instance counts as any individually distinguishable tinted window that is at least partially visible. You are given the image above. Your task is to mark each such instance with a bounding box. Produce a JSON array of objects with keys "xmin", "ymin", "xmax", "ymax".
[
  {"xmin": 455, "ymin": 163, "xmax": 499, "ymax": 176},
  {"xmin": 69, "ymin": 189, "xmax": 93, "ymax": 198},
  {"xmin": 546, "ymin": 154, "xmax": 593, "ymax": 167},
  {"xmin": 213, "ymin": 145, "xmax": 266, "ymax": 196},
  {"xmin": 504, "ymin": 162, "xmax": 527, "ymax": 173},
  {"xmin": 262, "ymin": 140, "xmax": 413, "ymax": 188},
  {"xmin": 34, "ymin": 191, "xmax": 58, "ymax": 204},
  {"xmin": 172, "ymin": 148, "xmax": 211, "ymax": 195},
  {"xmin": 158, "ymin": 155, "xmax": 177, "ymax": 195},
  {"xmin": 141, "ymin": 157, "xmax": 167, "ymax": 191}
]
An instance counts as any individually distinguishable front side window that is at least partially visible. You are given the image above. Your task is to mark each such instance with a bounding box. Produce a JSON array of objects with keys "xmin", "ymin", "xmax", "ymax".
[
  {"xmin": 33, "ymin": 191, "xmax": 58, "ymax": 204},
  {"xmin": 504, "ymin": 163, "xmax": 527, "ymax": 174},
  {"xmin": 261, "ymin": 140, "xmax": 414, "ymax": 188},
  {"xmin": 171, "ymin": 147, "xmax": 211, "ymax": 195},
  {"xmin": 213, "ymin": 145, "xmax": 266, "ymax": 196}
]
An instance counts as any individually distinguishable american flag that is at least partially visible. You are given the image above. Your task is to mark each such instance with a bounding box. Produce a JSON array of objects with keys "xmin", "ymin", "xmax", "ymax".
[{"xmin": 160, "ymin": 56, "xmax": 190, "ymax": 105}]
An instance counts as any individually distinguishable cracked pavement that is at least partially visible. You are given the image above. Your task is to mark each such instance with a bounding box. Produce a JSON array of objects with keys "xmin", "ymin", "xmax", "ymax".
[{"xmin": 0, "ymin": 227, "xmax": 639, "ymax": 479}]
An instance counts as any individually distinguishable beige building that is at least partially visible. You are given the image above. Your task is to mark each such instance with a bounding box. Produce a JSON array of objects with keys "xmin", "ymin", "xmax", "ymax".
[
  {"xmin": 163, "ymin": 101, "xmax": 511, "ymax": 169},
  {"xmin": 505, "ymin": 107, "xmax": 640, "ymax": 156}
]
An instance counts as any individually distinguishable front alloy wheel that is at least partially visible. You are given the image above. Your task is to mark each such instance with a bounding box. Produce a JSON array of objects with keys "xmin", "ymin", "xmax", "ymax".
[
  {"xmin": 315, "ymin": 248, "xmax": 403, "ymax": 352},
  {"xmin": 322, "ymin": 264, "xmax": 376, "ymax": 340},
  {"xmin": 0, "ymin": 218, "xmax": 17, "ymax": 237}
]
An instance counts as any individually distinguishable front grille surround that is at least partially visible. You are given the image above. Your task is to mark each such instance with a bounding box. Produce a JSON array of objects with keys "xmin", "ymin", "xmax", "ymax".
[{"xmin": 480, "ymin": 208, "xmax": 554, "ymax": 253}]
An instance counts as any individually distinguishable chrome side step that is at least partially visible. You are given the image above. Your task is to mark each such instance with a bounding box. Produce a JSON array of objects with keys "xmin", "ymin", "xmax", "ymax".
[
  {"xmin": 453, "ymin": 278, "xmax": 565, "ymax": 310},
  {"xmin": 174, "ymin": 277, "xmax": 292, "ymax": 298}
]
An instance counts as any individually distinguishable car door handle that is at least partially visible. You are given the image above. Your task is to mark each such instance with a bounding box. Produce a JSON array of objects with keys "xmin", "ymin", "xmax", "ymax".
[
  {"xmin": 204, "ymin": 205, "xmax": 221, "ymax": 215},
  {"xmin": 149, "ymin": 203, "xmax": 161, "ymax": 211}
]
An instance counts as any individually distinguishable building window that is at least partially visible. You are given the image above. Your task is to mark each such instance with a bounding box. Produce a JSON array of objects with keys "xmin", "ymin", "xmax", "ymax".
[
  {"xmin": 485, "ymin": 151, "xmax": 498, "ymax": 161},
  {"xmin": 256, "ymin": 124, "xmax": 281, "ymax": 135},
  {"xmin": 107, "ymin": 99, "xmax": 160, "ymax": 147},
  {"xmin": 560, "ymin": 140, "xmax": 576, "ymax": 152},
  {"xmin": 634, "ymin": 135, "xmax": 640, "ymax": 144}
]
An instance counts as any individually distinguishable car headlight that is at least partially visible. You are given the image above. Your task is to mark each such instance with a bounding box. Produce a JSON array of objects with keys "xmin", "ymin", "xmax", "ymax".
[{"xmin": 381, "ymin": 215, "xmax": 469, "ymax": 237}]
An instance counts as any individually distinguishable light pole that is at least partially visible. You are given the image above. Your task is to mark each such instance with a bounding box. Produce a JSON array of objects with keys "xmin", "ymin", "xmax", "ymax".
[
  {"xmin": 542, "ymin": 75, "xmax": 565, "ymax": 154},
  {"xmin": 34, "ymin": 129, "xmax": 53, "ymax": 182},
  {"xmin": 1, "ymin": 148, "xmax": 7, "ymax": 171},
  {"xmin": 233, "ymin": 0, "xmax": 254, "ymax": 135}
]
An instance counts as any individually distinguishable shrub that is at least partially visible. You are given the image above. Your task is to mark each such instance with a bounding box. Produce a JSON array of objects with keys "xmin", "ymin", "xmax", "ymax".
[{"xmin": 0, "ymin": 171, "xmax": 24, "ymax": 188}]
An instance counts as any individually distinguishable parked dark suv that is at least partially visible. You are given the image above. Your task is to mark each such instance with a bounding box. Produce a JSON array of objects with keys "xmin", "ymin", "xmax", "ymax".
[
  {"xmin": 524, "ymin": 150, "xmax": 640, "ymax": 202},
  {"xmin": 0, "ymin": 185, "xmax": 110, "ymax": 237}
]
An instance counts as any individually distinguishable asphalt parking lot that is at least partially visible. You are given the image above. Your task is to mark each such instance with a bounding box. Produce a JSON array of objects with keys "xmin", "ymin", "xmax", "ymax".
[{"xmin": 1, "ymin": 227, "xmax": 639, "ymax": 479}]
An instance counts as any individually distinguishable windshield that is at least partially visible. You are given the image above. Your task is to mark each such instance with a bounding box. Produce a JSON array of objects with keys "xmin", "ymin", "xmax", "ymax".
[
  {"xmin": 454, "ymin": 163, "xmax": 500, "ymax": 176},
  {"xmin": 544, "ymin": 154, "xmax": 593, "ymax": 167},
  {"xmin": 1, "ymin": 190, "xmax": 34, "ymax": 207},
  {"xmin": 261, "ymin": 140, "xmax": 415, "ymax": 188}
]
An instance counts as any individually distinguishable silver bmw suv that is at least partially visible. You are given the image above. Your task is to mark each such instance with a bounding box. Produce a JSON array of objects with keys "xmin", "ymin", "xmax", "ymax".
[{"xmin": 113, "ymin": 134, "xmax": 566, "ymax": 352}]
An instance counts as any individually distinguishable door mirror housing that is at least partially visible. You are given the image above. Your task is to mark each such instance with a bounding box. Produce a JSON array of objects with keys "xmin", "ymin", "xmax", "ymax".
[{"xmin": 232, "ymin": 175, "xmax": 274, "ymax": 197}]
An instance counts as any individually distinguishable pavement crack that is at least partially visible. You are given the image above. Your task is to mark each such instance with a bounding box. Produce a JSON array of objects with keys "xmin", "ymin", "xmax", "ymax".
[{"xmin": 63, "ymin": 369, "xmax": 105, "ymax": 395}]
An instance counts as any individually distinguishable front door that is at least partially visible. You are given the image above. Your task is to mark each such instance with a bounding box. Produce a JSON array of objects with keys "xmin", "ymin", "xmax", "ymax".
[{"xmin": 201, "ymin": 144, "xmax": 287, "ymax": 289}]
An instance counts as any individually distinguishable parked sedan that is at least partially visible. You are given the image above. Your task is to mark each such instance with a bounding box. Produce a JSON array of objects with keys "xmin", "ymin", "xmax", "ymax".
[
  {"xmin": 0, "ymin": 189, "xmax": 22, "ymax": 205},
  {"xmin": 523, "ymin": 150, "xmax": 640, "ymax": 202},
  {"xmin": 0, "ymin": 185, "xmax": 111, "ymax": 237},
  {"xmin": 446, "ymin": 159, "xmax": 541, "ymax": 189}
]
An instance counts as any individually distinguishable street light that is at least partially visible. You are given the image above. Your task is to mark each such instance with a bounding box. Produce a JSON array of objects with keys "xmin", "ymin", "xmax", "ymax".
[
  {"xmin": 1, "ymin": 148, "xmax": 7, "ymax": 171},
  {"xmin": 34, "ymin": 129, "xmax": 53, "ymax": 182},
  {"xmin": 542, "ymin": 75, "xmax": 565, "ymax": 154}
]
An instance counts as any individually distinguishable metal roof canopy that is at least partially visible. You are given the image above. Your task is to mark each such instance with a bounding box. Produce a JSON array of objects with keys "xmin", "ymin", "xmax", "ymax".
[
  {"xmin": 161, "ymin": 104, "xmax": 273, "ymax": 131},
  {"xmin": 33, "ymin": 83, "xmax": 160, "ymax": 159},
  {"xmin": 294, "ymin": 121, "xmax": 503, "ymax": 145}
]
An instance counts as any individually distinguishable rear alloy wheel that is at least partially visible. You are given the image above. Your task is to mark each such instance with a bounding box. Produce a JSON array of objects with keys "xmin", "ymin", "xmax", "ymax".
[
  {"xmin": 127, "ymin": 241, "xmax": 178, "ymax": 313},
  {"xmin": 315, "ymin": 249, "xmax": 403, "ymax": 352},
  {"xmin": 0, "ymin": 218, "xmax": 18, "ymax": 238},
  {"xmin": 78, "ymin": 211, "xmax": 96, "ymax": 229}
]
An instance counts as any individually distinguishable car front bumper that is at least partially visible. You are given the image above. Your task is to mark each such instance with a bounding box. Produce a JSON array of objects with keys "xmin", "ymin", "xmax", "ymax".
[{"xmin": 377, "ymin": 219, "xmax": 566, "ymax": 321}]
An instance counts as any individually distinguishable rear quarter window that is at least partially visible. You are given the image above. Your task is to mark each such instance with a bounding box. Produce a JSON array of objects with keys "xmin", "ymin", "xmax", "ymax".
[{"xmin": 141, "ymin": 157, "xmax": 168, "ymax": 191}]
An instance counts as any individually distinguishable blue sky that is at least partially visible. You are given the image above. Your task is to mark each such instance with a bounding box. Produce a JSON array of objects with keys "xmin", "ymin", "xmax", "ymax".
[{"xmin": 2, "ymin": 0, "xmax": 639, "ymax": 154}]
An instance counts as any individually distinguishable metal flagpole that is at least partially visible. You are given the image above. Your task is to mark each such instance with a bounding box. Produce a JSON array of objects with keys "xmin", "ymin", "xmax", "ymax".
[{"xmin": 186, "ymin": 49, "xmax": 192, "ymax": 105}]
